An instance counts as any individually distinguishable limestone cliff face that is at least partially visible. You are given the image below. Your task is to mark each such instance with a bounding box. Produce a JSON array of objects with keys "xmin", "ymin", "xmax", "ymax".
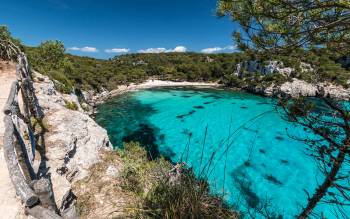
[
  {"xmin": 234, "ymin": 60, "xmax": 295, "ymax": 77},
  {"xmin": 257, "ymin": 79, "xmax": 350, "ymax": 99},
  {"xmin": 234, "ymin": 60, "xmax": 349, "ymax": 99},
  {"xmin": 279, "ymin": 79, "xmax": 350, "ymax": 99},
  {"xmin": 33, "ymin": 72, "xmax": 112, "ymax": 211}
]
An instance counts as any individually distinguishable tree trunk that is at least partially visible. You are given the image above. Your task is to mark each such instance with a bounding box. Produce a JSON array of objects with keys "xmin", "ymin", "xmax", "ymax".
[{"xmin": 298, "ymin": 149, "xmax": 346, "ymax": 219}]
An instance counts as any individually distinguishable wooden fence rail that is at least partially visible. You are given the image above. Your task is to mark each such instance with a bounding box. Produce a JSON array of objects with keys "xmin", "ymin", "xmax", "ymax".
[{"xmin": 2, "ymin": 52, "xmax": 63, "ymax": 219}]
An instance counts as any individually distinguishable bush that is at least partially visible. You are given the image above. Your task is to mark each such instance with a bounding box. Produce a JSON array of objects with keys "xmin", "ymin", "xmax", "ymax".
[
  {"xmin": 143, "ymin": 169, "xmax": 237, "ymax": 219},
  {"xmin": 119, "ymin": 142, "xmax": 238, "ymax": 219},
  {"xmin": 0, "ymin": 26, "xmax": 24, "ymax": 60},
  {"xmin": 64, "ymin": 100, "xmax": 78, "ymax": 111},
  {"xmin": 222, "ymin": 75, "xmax": 245, "ymax": 88},
  {"xmin": 35, "ymin": 40, "xmax": 65, "ymax": 71},
  {"xmin": 262, "ymin": 73, "xmax": 288, "ymax": 86},
  {"xmin": 49, "ymin": 70, "xmax": 73, "ymax": 93}
]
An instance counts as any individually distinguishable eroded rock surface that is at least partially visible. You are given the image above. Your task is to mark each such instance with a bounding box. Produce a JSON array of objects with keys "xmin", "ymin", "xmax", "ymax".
[
  {"xmin": 246, "ymin": 78, "xmax": 349, "ymax": 99},
  {"xmin": 279, "ymin": 79, "xmax": 350, "ymax": 98},
  {"xmin": 33, "ymin": 72, "xmax": 112, "ymax": 211},
  {"xmin": 280, "ymin": 79, "xmax": 318, "ymax": 97},
  {"xmin": 234, "ymin": 60, "xmax": 295, "ymax": 77}
]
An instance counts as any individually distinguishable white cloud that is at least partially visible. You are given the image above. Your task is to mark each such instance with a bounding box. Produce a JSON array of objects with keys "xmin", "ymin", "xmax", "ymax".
[
  {"xmin": 68, "ymin": 46, "xmax": 98, "ymax": 52},
  {"xmin": 172, "ymin": 46, "xmax": 187, "ymax": 53},
  {"xmin": 68, "ymin": 47, "xmax": 80, "ymax": 51},
  {"xmin": 201, "ymin": 47, "xmax": 223, "ymax": 54},
  {"xmin": 224, "ymin": 45, "xmax": 236, "ymax": 50},
  {"xmin": 138, "ymin": 45, "xmax": 187, "ymax": 53},
  {"xmin": 105, "ymin": 48, "xmax": 130, "ymax": 53},
  {"xmin": 138, "ymin": 47, "xmax": 167, "ymax": 53},
  {"xmin": 201, "ymin": 45, "xmax": 236, "ymax": 54}
]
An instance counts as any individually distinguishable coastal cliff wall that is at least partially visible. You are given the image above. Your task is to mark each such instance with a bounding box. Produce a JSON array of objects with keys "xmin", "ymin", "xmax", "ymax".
[
  {"xmin": 32, "ymin": 72, "xmax": 112, "ymax": 214},
  {"xmin": 248, "ymin": 78, "xmax": 350, "ymax": 99},
  {"xmin": 233, "ymin": 60, "xmax": 350, "ymax": 99}
]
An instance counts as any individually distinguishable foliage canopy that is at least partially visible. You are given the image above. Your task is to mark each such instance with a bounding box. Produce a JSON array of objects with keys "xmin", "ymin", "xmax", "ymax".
[{"xmin": 217, "ymin": 0, "xmax": 350, "ymax": 55}]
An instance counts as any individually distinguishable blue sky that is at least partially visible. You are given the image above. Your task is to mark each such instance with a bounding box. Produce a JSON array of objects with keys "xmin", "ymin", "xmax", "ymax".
[{"xmin": 0, "ymin": 0, "xmax": 239, "ymax": 59}]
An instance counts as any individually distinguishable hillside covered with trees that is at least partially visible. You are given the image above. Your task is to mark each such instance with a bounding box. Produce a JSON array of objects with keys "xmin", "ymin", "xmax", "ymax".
[{"xmin": 24, "ymin": 39, "xmax": 349, "ymax": 95}]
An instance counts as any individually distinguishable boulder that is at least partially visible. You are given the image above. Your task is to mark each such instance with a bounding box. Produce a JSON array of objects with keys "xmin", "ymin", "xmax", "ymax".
[
  {"xmin": 280, "ymin": 79, "xmax": 318, "ymax": 97},
  {"xmin": 279, "ymin": 79, "xmax": 350, "ymax": 99}
]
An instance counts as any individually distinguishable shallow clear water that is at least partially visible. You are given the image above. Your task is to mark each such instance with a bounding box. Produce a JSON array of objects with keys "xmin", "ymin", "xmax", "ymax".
[{"xmin": 95, "ymin": 88, "xmax": 348, "ymax": 218}]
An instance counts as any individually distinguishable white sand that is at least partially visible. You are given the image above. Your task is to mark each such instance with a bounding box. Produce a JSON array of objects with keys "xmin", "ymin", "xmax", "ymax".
[{"xmin": 108, "ymin": 79, "xmax": 221, "ymax": 97}]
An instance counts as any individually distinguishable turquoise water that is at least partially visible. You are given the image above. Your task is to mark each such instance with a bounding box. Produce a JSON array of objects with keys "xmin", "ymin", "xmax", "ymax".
[{"xmin": 95, "ymin": 88, "xmax": 348, "ymax": 218}]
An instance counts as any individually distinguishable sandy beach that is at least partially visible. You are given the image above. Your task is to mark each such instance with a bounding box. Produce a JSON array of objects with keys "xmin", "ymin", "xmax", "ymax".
[{"xmin": 107, "ymin": 79, "xmax": 222, "ymax": 97}]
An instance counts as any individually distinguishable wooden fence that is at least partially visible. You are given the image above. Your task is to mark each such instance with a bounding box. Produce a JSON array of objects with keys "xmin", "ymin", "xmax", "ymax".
[{"xmin": 2, "ymin": 52, "xmax": 63, "ymax": 219}]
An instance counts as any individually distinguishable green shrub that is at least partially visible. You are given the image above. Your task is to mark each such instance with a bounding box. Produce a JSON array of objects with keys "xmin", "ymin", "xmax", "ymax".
[
  {"xmin": 119, "ymin": 142, "xmax": 238, "ymax": 219},
  {"xmin": 0, "ymin": 26, "xmax": 24, "ymax": 60},
  {"xmin": 143, "ymin": 170, "xmax": 237, "ymax": 219},
  {"xmin": 262, "ymin": 73, "xmax": 288, "ymax": 86},
  {"xmin": 64, "ymin": 100, "xmax": 78, "ymax": 111},
  {"xmin": 222, "ymin": 75, "xmax": 245, "ymax": 88},
  {"xmin": 49, "ymin": 70, "xmax": 73, "ymax": 93}
]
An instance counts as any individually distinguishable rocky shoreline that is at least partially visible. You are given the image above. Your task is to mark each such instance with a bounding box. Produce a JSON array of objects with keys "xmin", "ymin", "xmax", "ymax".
[
  {"xmin": 82, "ymin": 78, "xmax": 349, "ymax": 115},
  {"xmin": 246, "ymin": 78, "xmax": 350, "ymax": 99},
  {"xmin": 81, "ymin": 79, "xmax": 222, "ymax": 115}
]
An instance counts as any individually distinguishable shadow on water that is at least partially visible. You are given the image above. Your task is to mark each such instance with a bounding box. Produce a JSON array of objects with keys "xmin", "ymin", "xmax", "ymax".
[
  {"xmin": 231, "ymin": 165, "xmax": 261, "ymax": 209},
  {"xmin": 96, "ymin": 93, "xmax": 175, "ymax": 160},
  {"xmin": 182, "ymin": 95, "xmax": 192, "ymax": 98},
  {"xmin": 264, "ymin": 174, "xmax": 283, "ymax": 186},
  {"xmin": 194, "ymin": 105, "xmax": 204, "ymax": 109},
  {"xmin": 176, "ymin": 110, "xmax": 196, "ymax": 119},
  {"xmin": 243, "ymin": 127, "xmax": 259, "ymax": 133},
  {"xmin": 203, "ymin": 94, "xmax": 223, "ymax": 100},
  {"xmin": 259, "ymin": 149, "xmax": 266, "ymax": 154},
  {"xmin": 122, "ymin": 123, "xmax": 161, "ymax": 159},
  {"xmin": 203, "ymin": 101, "xmax": 213, "ymax": 105},
  {"xmin": 230, "ymin": 163, "xmax": 284, "ymax": 217},
  {"xmin": 280, "ymin": 159, "xmax": 289, "ymax": 165},
  {"xmin": 275, "ymin": 136, "xmax": 285, "ymax": 141}
]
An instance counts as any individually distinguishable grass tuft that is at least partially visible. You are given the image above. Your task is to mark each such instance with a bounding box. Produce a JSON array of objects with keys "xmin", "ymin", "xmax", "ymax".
[
  {"xmin": 64, "ymin": 100, "xmax": 79, "ymax": 111},
  {"xmin": 119, "ymin": 142, "xmax": 239, "ymax": 219}
]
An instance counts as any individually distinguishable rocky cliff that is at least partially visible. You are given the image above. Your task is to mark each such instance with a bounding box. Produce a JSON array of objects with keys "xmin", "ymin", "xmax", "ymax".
[
  {"xmin": 249, "ymin": 78, "xmax": 350, "ymax": 99},
  {"xmin": 33, "ymin": 72, "xmax": 112, "ymax": 214},
  {"xmin": 234, "ymin": 60, "xmax": 349, "ymax": 99}
]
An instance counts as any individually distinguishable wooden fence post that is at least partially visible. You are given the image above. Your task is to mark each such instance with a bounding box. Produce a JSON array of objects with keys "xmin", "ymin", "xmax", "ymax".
[{"xmin": 3, "ymin": 115, "xmax": 39, "ymax": 207}]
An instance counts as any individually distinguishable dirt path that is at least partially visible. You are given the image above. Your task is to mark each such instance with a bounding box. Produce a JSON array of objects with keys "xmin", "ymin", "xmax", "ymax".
[{"xmin": 0, "ymin": 61, "xmax": 23, "ymax": 218}]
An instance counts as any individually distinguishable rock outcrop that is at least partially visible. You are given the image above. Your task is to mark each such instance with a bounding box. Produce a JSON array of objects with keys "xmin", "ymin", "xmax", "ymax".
[
  {"xmin": 279, "ymin": 79, "xmax": 318, "ymax": 97},
  {"xmin": 279, "ymin": 79, "xmax": 350, "ymax": 98},
  {"xmin": 234, "ymin": 60, "xmax": 316, "ymax": 78},
  {"xmin": 233, "ymin": 60, "xmax": 349, "ymax": 99},
  {"xmin": 33, "ymin": 72, "xmax": 112, "ymax": 212},
  {"xmin": 250, "ymin": 78, "xmax": 350, "ymax": 99},
  {"xmin": 234, "ymin": 60, "xmax": 294, "ymax": 77}
]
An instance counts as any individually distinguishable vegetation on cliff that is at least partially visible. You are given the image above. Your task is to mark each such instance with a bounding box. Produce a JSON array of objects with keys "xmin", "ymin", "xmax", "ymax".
[
  {"xmin": 73, "ymin": 142, "xmax": 238, "ymax": 218},
  {"xmin": 0, "ymin": 26, "xmax": 24, "ymax": 61}
]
